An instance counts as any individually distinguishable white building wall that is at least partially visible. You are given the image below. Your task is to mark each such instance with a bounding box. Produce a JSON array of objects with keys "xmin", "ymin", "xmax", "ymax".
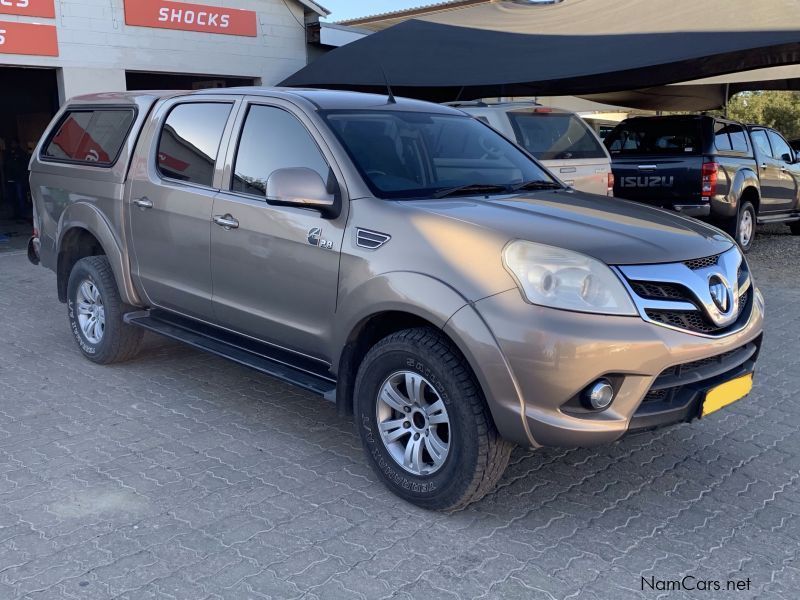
[
  {"xmin": 0, "ymin": 0, "xmax": 310, "ymax": 102},
  {"xmin": 57, "ymin": 67, "xmax": 127, "ymax": 99}
]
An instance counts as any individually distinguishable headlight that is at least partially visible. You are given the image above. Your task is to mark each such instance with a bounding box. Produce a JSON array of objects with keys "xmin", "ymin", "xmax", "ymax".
[{"xmin": 502, "ymin": 240, "xmax": 637, "ymax": 315}]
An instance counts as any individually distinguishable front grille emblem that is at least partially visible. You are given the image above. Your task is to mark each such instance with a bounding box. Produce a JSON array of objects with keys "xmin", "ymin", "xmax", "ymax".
[
  {"xmin": 616, "ymin": 246, "xmax": 751, "ymax": 337},
  {"xmin": 708, "ymin": 275, "xmax": 731, "ymax": 313}
]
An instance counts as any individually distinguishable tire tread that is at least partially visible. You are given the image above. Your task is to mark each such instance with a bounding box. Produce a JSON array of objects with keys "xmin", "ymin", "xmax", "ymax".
[
  {"xmin": 358, "ymin": 327, "xmax": 513, "ymax": 511},
  {"xmin": 68, "ymin": 256, "xmax": 143, "ymax": 364}
]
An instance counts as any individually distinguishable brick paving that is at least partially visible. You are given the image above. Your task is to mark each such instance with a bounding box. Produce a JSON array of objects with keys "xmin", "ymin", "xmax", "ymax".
[{"xmin": 1, "ymin": 227, "xmax": 798, "ymax": 599}]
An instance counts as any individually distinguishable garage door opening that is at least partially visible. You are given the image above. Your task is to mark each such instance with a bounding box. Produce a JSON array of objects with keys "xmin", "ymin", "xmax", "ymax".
[
  {"xmin": 0, "ymin": 67, "xmax": 59, "ymax": 253},
  {"xmin": 126, "ymin": 71, "xmax": 258, "ymax": 91}
]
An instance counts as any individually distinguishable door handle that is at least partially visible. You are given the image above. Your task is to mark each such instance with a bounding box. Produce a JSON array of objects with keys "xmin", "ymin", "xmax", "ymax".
[
  {"xmin": 780, "ymin": 165, "xmax": 788, "ymax": 172},
  {"xmin": 133, "ymin": 197, "xmax": 153, "ymax": 209},
  {"xmin": 761, "ymin": 162, "xmax": 768, "ymax": 170},
  {"xmin": 213, "ymin": 214, "xmax": 239, "ymax": 230}
]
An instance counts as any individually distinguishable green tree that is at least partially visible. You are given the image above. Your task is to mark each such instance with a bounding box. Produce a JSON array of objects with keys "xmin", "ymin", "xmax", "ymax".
[{"xmin": 721, "ymin": 91, "xmax": 800, "ymax": 139}]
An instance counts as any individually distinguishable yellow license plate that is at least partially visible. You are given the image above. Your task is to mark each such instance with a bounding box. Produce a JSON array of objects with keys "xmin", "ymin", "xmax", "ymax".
[{"xmin": 702, "ymin": 374, "xmax": 753, "ymax": 417}]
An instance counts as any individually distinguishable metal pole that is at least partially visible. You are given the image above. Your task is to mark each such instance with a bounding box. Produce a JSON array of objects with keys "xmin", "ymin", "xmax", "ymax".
[{"xmin": 724, "ymin": 83, "xmax": 730, "ymax": 118}]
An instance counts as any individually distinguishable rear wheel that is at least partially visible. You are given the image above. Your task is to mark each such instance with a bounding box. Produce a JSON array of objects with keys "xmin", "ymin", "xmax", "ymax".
[
  {"xmin": 67, "ymin": 256, "xmax": 143, "ymax": 364},
  {"xmin": 790, "ymin": 221, "xmax": 800, "ymax": 236},
  {"xmin": 725, "ymin": 201, "xmax": 756, "ymax": 253},
  {"xmin": 354, "ymin": 327, "xmax": 513, "ymax": 511}
]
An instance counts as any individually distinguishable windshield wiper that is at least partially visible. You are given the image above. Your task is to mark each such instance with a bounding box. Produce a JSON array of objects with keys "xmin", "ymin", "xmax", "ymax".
[
  {"xmin": 433, "ymin": 183, "xmax": 511, "ymax": 199},
  {"xmin": 510, "ymin": 180, "xmax": 563, "ymax": 192}
]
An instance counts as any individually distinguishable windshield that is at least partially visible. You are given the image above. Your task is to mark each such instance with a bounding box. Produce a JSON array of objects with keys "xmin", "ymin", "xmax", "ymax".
[
  {"xmin": 605, "ymin": 119, "xmax": 703, "ymax": 156},
  {"xmin": 508, "ymin": 112, "xmax": 608, "ymax": 160},
  {"xmin": 321, "ymin": 110, "xmax": 556, "ymax": 199}
]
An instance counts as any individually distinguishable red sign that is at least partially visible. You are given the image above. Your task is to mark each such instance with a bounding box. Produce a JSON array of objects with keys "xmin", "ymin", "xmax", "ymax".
[
  {"xmin": 158, "ymin": 151, "xmax": 190, "ymax": 173},
  {"xmin": 0, "ymin": 0, "xmax": 55, "ymax": 18},
  {"xmin": 124, "ymin": 0, "xmax": 258, "ymax": 37},
  {"xmin": 52, "ymin": 117, "xmax": 111, "ymax": 163},
  {"xmin": 0, "ymin": 21, "xmax": 58, "ymax": 56}
]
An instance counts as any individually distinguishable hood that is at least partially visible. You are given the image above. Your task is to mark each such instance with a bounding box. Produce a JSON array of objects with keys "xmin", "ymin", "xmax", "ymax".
[{"xmin": 408, "ymin": 189, "xmax": 733, "ymax": 265}]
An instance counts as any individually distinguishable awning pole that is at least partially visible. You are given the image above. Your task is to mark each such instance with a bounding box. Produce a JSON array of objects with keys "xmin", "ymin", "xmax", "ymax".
[{"xmin": 724, "ymin": 83, "xmax": 730, "ymax": 118}]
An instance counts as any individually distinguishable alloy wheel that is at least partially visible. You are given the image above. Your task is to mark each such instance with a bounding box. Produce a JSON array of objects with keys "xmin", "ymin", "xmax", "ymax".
[
  {"xmin": 739, "ymin": 209, "xmax": 754, "ymax": 248},
  {"xmin": 76, "ymin": 279, "xmax": 105, "ymax": 344},
  {"xmin": 376, "ymin": 370, "xmax": 451, "ymax": 475}
]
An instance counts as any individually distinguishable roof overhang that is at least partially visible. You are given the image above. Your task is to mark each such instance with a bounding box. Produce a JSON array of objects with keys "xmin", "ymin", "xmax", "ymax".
[{"xmin": 294, "ymin": 0, "xmax": 329, "ymax": 18}]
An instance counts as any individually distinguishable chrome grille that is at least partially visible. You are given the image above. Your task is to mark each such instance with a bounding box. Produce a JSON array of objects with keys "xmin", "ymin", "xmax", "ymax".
[
  {"xmin": 645, "ymin": 309, "xmax": 719, "ymax": 334},
  {"xmin": 684, "ymin": 254, "xmax": 720, "ymax": 270},
  {"xmin": 630, "ymin": 281, "xmax": 690, "ymax": 301},
  {"xmin": 643, "ymin": 289, "xmax": 750, "ymax": 335},
  {"xmin": 617, "ymin": 247, "xmax": 752, "ymax": 338}
]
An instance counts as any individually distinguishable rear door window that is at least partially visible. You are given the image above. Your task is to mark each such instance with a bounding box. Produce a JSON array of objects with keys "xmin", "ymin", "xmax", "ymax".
[
  {"xmin": 43, "ymin": 108, "xmax": 135, "ymax": 166},
  {"xmin": 605, "ymin": 119, "xmax": 702, "ymax": 155},
  {"xmin": 157, "ymin": 102, "xmax": 233, "ymax": 187},
  {"xmin": 750, "ymin": 129, "xmax": 772, "ymax": 159},
  {"xmin": 728, "ymin": 125, "xmax": 749, "ymax": 152},
  {"xmin": 508, "ymin": 112, "xmax": 607, "ymax": 160}
]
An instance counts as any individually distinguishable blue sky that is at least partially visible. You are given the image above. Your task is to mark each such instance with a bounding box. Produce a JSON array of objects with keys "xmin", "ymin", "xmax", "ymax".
[{"xmin": 322, "ymin": 0, "xmax": 425, "ymax": 22}]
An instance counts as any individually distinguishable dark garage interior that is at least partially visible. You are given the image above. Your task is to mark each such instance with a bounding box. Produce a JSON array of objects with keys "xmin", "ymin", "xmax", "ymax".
[
  {"xmin": 0, "ymin": 66, "xmax": 59, "ymax": 251},
  {"xmin": 126, "ymin": 71, "xmax": 258, "ymax": 91}
]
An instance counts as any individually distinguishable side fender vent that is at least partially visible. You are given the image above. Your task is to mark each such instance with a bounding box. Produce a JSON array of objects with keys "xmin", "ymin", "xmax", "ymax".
[{"xmin": 356, "ymin": 228, "xmax": 391, "ymax": 250}]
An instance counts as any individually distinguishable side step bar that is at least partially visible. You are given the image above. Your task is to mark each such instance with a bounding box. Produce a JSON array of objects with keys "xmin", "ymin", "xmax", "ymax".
[
  {"xmin": 757, "ymin": 212, "xmax": 799, "ymax": 224},
  {"xmin": 124, "ymin": 310, "xmax": 337, "ymax": 398}
]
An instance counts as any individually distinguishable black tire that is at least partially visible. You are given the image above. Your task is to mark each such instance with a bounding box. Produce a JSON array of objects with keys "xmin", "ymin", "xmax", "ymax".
[
  {"xmin": 354, "ymin": 327, "xmax": 513, "ymax": 511},
  {"xmin": 790, "ymin": 221, "xmax": 800, "ymax": 236},
  {"xmin": 66, "ymin": 256, "xmax": 143, "ymax": 364},
  {"xmin": 723, "ymin": 201, "xmax": 756, "ymax": 253}
]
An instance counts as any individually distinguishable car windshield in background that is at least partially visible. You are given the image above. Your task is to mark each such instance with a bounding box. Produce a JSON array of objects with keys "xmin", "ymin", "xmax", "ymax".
[
  {"xmin": 508, "ymin": 112, "xmax": 607, "ymax": 160},
  {"xmin": 605, "ymin": 119, "xmax": 703, "ymax": 155},
  {"xmin": 321, "ymin": 110, "xmax": 555, "ymax": 199}
]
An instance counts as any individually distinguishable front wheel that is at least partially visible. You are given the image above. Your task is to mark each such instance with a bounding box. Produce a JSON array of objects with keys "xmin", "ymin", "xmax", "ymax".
[
  {"xmin": 67, "ymin": 256, "xmax": 143, "ymax": 364},
  {"xmin": 354, "ymin": 328, "xmax": 513, "ymax": 511},
  {"xmin": 789, "ymin": 220, "xmax": 800, "ymax": 236}
]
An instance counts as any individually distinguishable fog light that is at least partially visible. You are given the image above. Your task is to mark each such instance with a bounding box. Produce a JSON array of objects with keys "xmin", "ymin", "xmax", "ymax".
[{"xmin": 584, "ymin": 379, "xmax": 614, "ymax": 410}]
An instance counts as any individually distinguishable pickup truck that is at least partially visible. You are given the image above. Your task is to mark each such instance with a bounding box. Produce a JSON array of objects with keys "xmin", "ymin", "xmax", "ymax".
[
  {"xmin": 28, "ymin": 89, "xmax": 764, "ymax": 510},
  {"xmin": 449, "ymin": 101, "xmax": 614, "ymax": 196},
  {"xmin": 605, "ymin": 114, "xmax": 800, "ymax": 251}
]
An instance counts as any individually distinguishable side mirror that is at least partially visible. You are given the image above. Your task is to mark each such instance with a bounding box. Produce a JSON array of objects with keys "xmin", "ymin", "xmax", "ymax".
[
  {"xmin": 266, "ymin": 167, "xmax": 339, "ymax": 218},
  {"xmin": 782, "ymin": 152, "xmax": 795, "ymax": 164}
]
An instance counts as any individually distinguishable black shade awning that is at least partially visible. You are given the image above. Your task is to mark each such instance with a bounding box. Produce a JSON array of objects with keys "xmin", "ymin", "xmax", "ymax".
[
  {"xmin": 283, "ymin": 19, "xmax": 800, "ymax": 104},
  {"xmin": 580, "ymin": 78, "xmax": 800, "ymax": 111}
]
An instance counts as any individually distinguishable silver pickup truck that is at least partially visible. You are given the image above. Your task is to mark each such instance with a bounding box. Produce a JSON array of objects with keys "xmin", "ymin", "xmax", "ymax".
[{"xmin": 28, "ymin": 88, "xmax": 764, "ymax": 510}]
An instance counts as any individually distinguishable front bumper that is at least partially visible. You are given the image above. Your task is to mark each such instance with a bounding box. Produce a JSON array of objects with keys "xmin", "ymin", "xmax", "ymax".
[{"xmin": 468, "ymin": 286, "xmax": 764, "ymax": 448}]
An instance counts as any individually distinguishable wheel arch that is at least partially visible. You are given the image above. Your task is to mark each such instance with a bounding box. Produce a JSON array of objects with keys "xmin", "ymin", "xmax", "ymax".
[
  {"xmin": 731, "ymin": 168, "xmax": 760, "ymax": 213},
  {"xmin": 332, "ymin": 272, "xmax": 530, "ymax": 446},
  {"xmin": 336, "ymin": 310, "xmax": 443, "ymax": 416},
  {"xmin": 739, "ymin": 185, "xmax": 760, "ymax": 213},
  {"xmin": 332, "ymin": 272, "xmax": 470, "ymax": 416},
  {"xmin": 56, "ymin": 203, "xmax": 142, "ymax": 306}
]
